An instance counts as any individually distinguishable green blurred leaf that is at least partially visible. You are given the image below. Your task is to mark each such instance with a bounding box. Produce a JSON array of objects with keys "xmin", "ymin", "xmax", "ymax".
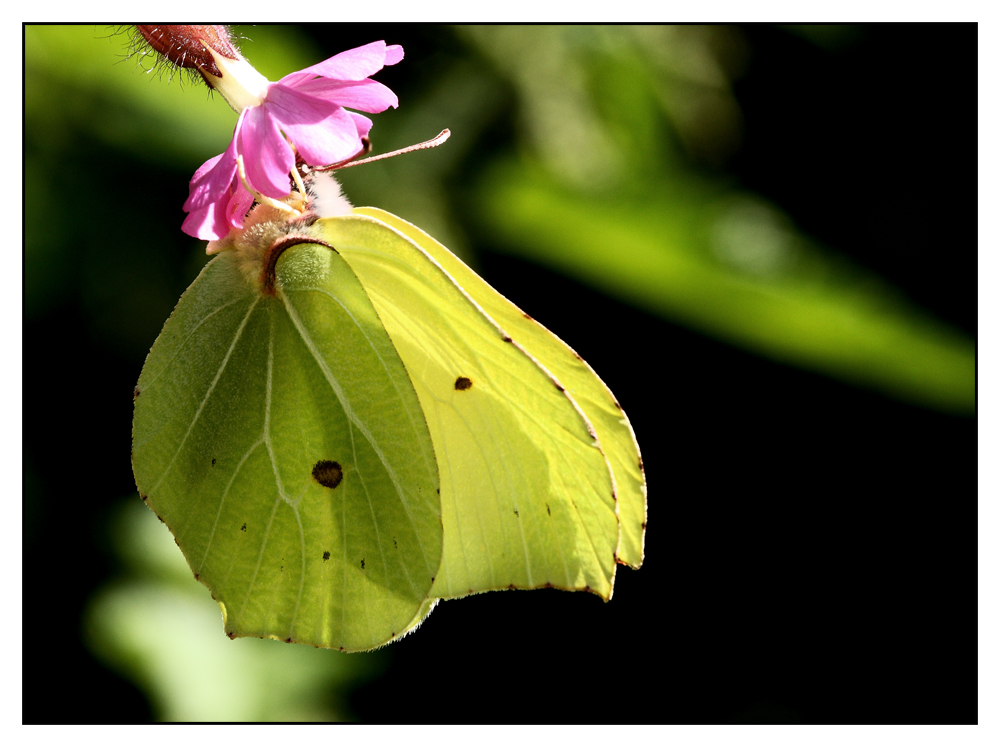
[
  {"xmin": 85, "ymin": 499, "xmax": 384, "ymax": 721},
  {"xmin": 24, "ymin": 25, "xmax": 318, "ymax": 168},
  {"xmin": 474, "ymin": 157, "xmax": 975, "ymax": 414}
]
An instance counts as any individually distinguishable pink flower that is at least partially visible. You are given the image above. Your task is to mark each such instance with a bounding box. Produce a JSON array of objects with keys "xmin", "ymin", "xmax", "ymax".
[{"xmin": 181, "ymin": 40, "xmax": 403, "ymax": 240}]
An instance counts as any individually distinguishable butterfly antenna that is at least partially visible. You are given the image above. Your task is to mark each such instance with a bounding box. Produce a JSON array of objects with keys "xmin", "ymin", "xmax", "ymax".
[{"xmin": 310, "ymin": 129, "xmax": 451, "ymax": 173}]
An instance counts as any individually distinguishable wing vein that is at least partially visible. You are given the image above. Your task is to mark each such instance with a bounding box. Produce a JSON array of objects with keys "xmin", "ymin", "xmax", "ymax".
[
  {"xmin": 291, "ymin": 285, "xmax": 437, "ymax": 484},
  {"xmin": 148, "ymin": 298, "xmax": 260, "ymax": 497},
  {"xmin": 139, "ymin": 296, "xmax": 246, "ymax": 392},
  {"xmin": 281, "ymin": 291, "xmax": 435, "ymax": 577},
  {"xmin": 198, "ymin": 437, "xmax": 265, "ymax": 573},
  {"xmin": 238, "ymin": 495, "xmax": 282, "ymax": 625}
]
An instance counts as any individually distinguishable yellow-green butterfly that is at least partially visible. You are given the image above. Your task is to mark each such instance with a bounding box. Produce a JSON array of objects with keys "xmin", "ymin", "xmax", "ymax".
[{"xmin": 132, "ymin": 170, "xmax": 646, "ymax": 652}]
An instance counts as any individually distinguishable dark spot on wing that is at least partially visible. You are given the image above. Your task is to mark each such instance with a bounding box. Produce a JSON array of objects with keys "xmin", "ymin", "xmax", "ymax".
[
  {"xmin": 513, "ymin": 509, "xmax": 519, "ymax": 518},
  {"xmin": 285, "ymin": 637, "xmax": 292, "ymax": 643},
  {"xmin": 544, "ymin": 582, "xmax": 552, "ymax": 589},
  {"xmin": 133, "ymin": 388, "xmax": 140, "ymax": 399},
  {"xmin": 211, "ymin": 457, "xmax": 216, "ymax": 467},
  {"xmin": 641, "ymin": 521, "xmax": 647, "ymax": 530},
  {"xmin": 393, "ymin": 537, "xmax": 397, "ymax": 549},
  {"xmin": 554, "ymin": 381, "xmax": 565, "ymax": 392},
  {"xmin": 193, "ymin": 572, "xmax": 200, "ymax": 581},
  {"xmin": 313, "ymin": 460, "xmax": 343, "ymax": 489},
  {"xmin": 546, "ymin": 503, "xmax": 551, "ymax": 516},
  {"xmin": 323, "ymin": 551, "xmax": 330, "ymax": 561},
  {"xmin": 508, "ymin": 584, "xmax": 515, "ymax": 590},
  {"xmin": 502, "ymin": 335, "xmax": 512, "ymax": 343},
  {"xmin": 140, "ymin": 494, "xmax": 147, "ymax": 502},
  {"xmin": 227, "ymin": 631, "xmax": 237, "ymax": 640},
  {"xmin": 431, "ymin": 576, "xmax": 435, "ymax": 584},
  {"xmin": 572, "ymin": 351, "xmax": 583, "ymax": 361},
  {"xmin": 523, "ymin": 312, "xmax": 533, "ymax": 320},
  {"xmin": 360, "ymin": 558, "xmax": 365, "ymax": 570},
  {"xmin": 454, "ymin": 376, "xmax": 473, "ymax": 391},
  {"xmin": 240, "ymin": 522, "xmax": 246, "ymax": 532}
]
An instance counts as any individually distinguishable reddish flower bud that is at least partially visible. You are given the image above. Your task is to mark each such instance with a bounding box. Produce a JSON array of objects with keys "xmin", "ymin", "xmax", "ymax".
[{"xmin": 134, "ymin": 25, "xmax": 241, "ymax": 81}]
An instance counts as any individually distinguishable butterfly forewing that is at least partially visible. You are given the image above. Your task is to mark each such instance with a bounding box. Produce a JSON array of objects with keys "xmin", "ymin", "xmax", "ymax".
[{"xmin": 320, "ymin": 214, "xmax": 620, "ymax": 600}]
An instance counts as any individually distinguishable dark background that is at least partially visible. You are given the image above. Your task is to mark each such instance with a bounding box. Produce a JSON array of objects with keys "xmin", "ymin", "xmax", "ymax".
[{"xmin": 23, "ymin": 23, "xmax": 976, "ymax": 724}]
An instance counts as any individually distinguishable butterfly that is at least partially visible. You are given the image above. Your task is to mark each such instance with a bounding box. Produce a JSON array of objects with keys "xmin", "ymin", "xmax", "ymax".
[{"xmin": 132, "ymin": 152, "xmax": 646, "ymax": 652}]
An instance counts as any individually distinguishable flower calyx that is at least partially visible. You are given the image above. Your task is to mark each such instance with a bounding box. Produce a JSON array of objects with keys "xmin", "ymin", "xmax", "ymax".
[{"xmin": 133, "ymin": 25, "xmax": 241, "ymax": 83}]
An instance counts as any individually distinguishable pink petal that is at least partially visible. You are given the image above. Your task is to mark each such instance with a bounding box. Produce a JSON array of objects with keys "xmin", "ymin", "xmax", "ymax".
[
  {"xmin": 265, "ymin": 83, "xmax": 340, "ymax": 125},
  {"xmin": 225, "ymin": 183, "xmax": 255, "ymax": 229},
  {"xmin": 240, "ymin": 106, "xmax": 294, "ymax": 199},
  {"xmin": 283, "ymin": 105, "xmax": 363, "ymax": 166},
  {"xmin": 276, "ymin": 71, "xmax": 311, "ymax": 88},
  {"xmin": 291, "ymin": 78, "xmax": 399, "ymax": 112},
  {"xmin": 349, "ymin": 112, "xmax": 373, "ymax": 140},
  {"xmin": 183, "ymin": 132, "xmax": 239, "ymax": 211},
  {"xmin": 266, "ymin": 84, "xmax": 363, "ymax": 165},
  {"xmin": 181, "ymin": 197, "xmax": 230, "ymax": 240},
  {"xmin": 290, "ymin": 41, "xmax": 392, "ymax": 82},
  {"xmin": 384, "ymin": 45, "xmax": 403, "ymax": 66}
]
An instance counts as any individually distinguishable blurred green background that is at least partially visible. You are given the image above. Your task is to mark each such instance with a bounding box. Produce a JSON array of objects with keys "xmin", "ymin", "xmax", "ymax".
[{"xmin": 23, "ymin": 24, "xmax": 975, "ymax": 723}]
